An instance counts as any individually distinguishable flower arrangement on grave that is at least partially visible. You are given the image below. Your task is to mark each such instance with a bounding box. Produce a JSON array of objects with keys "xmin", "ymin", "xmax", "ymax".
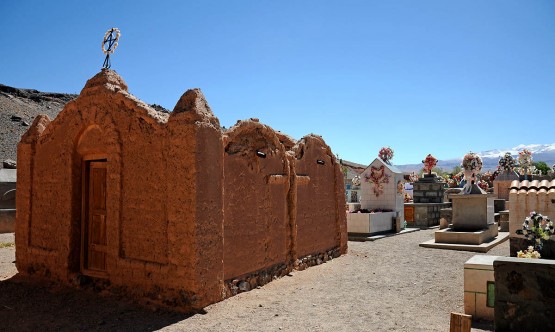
[
  {"xmin": 517, "ymin": 246, "xmax": 541, "ymax": 259},
  {"xmin": 477, "ymin": 179, "xmax": 489, "ymax": 191},
  {"xmin": 453, "ymin": 171, "xmax": 464, "ymax": 182},
  {"xmin": 408, "ymin": 172, "xmax": 419, "ymax": 183},
  {"xmin": 378, "ymin": 147, "xmax": 394, "ymax": 164},
  {"xmin": 498, "ymin": 152, "xmax": 516, "ymax": 172},
  {"xmin": 351, "ymin": 175, "xmax": 361, "ymax": 187},
  {"xmin": 516, "ymin": 211, "xmax": 555, "ymax": 254},
  {"xmin": 461, "ymin": 152, "xmax": 483, "ymax": 194},
  {"xmin": 404, "ymin": 192, "xmax": 412, "ymax": 203},
  {"xmin": 516, "ymin": 149, "xmax": 533, "ymax": 177},
  {"xmin": 447, "ymin": 178, "xmax": 459, "ymax": 188},
  {"xmin": 422, "ymin": 154, "xmax": 438, "ymax": 175},
  {"xmin": 518, "ymin": 149, "xmax": 533, "ymax": 168},
  {"xmin": 480, "ymin": 171, "xmax": 496, "ymax": 188},
  {"xmin": 364, "ymin": 165, "xmax": 390, "ymax": 197}
]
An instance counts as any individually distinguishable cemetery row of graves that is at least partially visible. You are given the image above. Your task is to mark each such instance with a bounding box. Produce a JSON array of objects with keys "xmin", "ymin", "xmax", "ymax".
[{"xmin": 341, "ymin": 147, "xmax": 554, "ymax": 331}]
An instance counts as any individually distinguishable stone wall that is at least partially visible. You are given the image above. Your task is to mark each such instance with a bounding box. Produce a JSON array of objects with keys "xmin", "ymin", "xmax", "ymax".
[
  {"xmin": 493, "ymin": 257, "xmax": 555, "ymax": 331},
  {"xmin": 407, "ymin": 203, "xmax": 450, "ymax": 229},
  {"xmin": 412, "ymin": 178, "xmax": 444, "ymax": 204},
  {"xmin": 16, "ymin": 69, "xmax": 346, "ymax": 311}
]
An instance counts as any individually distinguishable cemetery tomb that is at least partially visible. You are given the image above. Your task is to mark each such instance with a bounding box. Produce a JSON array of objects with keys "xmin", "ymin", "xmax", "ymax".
[
  {"xmin": 16, "ymin": 69, "xmax": 347, "ymax": 312},
  {"xmin": 405, "ymin": 174, "xmax": 451, "ymax": 229},
  {"xmin": 347, "ymin": 157, "xmax": 404, "ymax": 235}
]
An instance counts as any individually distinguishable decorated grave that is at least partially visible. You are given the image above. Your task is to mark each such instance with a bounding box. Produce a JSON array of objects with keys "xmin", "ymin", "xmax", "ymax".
[
  {"xmin": 347, "ymin": 147, "xmax": 404, "ymax": 235},
  {"xmin": 420, "ymin": 152, "xmax": 508, "ymax": 251},
  {"xmin": 404, "ymin": 154, "xmax": 450, "ymax": 229}
]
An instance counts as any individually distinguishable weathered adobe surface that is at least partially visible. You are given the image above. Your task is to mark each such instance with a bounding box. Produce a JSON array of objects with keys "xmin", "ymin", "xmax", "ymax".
[{"xmin": 16, "ymin": 69, "xmax": 346, "ymax": 312}]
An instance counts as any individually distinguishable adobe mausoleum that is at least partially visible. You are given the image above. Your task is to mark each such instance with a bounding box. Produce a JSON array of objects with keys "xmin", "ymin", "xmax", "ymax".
[{"xmin": 16, "ymin": 69, "xmax": 347, "ymax": 311}]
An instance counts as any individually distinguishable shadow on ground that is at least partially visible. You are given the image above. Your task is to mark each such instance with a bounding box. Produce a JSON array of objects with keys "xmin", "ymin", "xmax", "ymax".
[
  {"xmin": 0, "ymin": 274, "xmax": 192, "ymax": 331},
  {"xmin": 472, "ymin": 320, "xmax": 494, "ymax": 331}
]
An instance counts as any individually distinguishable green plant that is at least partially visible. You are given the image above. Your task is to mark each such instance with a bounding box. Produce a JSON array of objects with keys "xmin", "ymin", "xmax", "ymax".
[
  {"xmin": 451, "ymin": 165, "xmax": 462, "ymax": 174},
  {"xmin": 533, "ymin": 161, "xmax": 550, "ymax": 175}
]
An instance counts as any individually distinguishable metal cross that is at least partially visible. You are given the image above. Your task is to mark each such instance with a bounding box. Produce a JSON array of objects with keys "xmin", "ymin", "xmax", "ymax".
[{"xmin": 102, "ymin": 28, "xmax": 121, "ymax": 69}]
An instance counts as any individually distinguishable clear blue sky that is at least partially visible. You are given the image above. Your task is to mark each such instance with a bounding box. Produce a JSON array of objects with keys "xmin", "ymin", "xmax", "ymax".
[{"xmin": 1, "ymin": 1, "xmax": 554, "ymax": 165}]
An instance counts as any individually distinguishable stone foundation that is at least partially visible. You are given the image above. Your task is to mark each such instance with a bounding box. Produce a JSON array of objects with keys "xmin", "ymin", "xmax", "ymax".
[
  {"xmin": 435, "ymin": 223, "xmax": 499, "ymax": 245},
  {"xmin": 224, "ymin": 247, "xmax": 341, "ymax": 296}
]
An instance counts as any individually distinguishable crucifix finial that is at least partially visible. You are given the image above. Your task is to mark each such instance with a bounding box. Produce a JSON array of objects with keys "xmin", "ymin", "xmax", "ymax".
[{"xmin": 102, "ymin": 28, "xmax": 121, "ymax": 69}]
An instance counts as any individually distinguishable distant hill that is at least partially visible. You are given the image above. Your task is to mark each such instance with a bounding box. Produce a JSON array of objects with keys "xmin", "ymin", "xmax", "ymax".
[
  {"xmin": 394, "ymin": 144, "xmax": 555, "ymax": 173},
  {"xmin": 0, "ymin": 83, "xmax": 168, "ymax": 168},
  {"xmin": 0, "ymin": 84, "xmax": 77, "ymax": 167}
]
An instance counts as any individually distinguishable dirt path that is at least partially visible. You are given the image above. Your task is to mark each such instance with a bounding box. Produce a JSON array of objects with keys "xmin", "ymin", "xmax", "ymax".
[{"xmin": 0, "ymin": 229, "xmax": 505, "ymax": 331}]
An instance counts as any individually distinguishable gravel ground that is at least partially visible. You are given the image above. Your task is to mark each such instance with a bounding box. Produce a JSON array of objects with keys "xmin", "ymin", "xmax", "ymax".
[{"xmin": 0, "ymin": 229, "xmax": 506, "ymax": 331}]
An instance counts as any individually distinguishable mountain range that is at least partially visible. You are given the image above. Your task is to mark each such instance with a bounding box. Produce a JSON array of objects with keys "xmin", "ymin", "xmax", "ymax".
[{"xmin": 395, "ymin": 144, "xmax": 555, "ymax": 173}]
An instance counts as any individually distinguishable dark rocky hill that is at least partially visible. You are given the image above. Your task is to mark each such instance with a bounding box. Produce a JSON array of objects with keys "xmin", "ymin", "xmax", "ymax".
[
  {"xmin": 0, "ymin": 84, "xmax": 77, "ymax": 167},
  {"xmin": 0, "ymin": 83, "xmax": 170, "ymax": 169}
]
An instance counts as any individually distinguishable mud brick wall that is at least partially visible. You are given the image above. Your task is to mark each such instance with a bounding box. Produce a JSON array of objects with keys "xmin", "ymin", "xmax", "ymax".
[
  {"xmin": 16, "ymin": 70, "xmax": 224, "ymax": 310},
  {"xmin": 223, "ymin": 120, "xmax": 291, "ymax": 280},
  {"xmin": 293, "ymin": 135, "xmax": 346, "ymax": 258},
  {"xmin": 493, "ymin": 257, "xmax": 555, "ymax": 331},
  {"xmin": 16, "ymin": 69, "xmax": 346, "ymax": 311}
]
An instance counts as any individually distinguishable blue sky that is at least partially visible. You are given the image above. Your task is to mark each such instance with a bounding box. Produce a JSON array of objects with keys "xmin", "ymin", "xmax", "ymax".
[{"xmin": 1, "ymin": 1, "xmax": 554, "ymax": 165}]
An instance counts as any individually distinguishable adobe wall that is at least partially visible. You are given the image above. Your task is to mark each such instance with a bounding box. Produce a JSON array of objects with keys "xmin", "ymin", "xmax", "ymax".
[
  {"xmin": 292, "ymin": 135, "xmax": 347, "ymax": 258},
  {"xmin": 16, "ymin": 69, "xmax": 346, "ymax": 311},
  {"xmin": 222, "ymin": 120, "xmax": 291, "ymax": 281},
  {"xmin": 16, "ymin": 70, "xmax": 224, "ymax": 310}
]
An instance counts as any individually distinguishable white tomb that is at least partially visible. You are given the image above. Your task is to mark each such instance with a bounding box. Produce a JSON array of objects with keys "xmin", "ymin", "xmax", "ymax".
[{"xmin": 347, "ymin": 157, "xmax": 404, "ymax": 235}]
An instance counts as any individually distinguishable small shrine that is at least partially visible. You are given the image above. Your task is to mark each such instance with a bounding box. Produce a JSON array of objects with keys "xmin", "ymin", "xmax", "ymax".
[
  {"xmin": 347, "ymin": 147, "xmax": 404, "ymax": 235},
  {"xmin": 404, "ymin": 154, "xmax": 450, "ymax": 229}
]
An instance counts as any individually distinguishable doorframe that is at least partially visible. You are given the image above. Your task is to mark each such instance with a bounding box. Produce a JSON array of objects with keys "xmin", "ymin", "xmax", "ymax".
[{"xmin": 80, "ymin": 154, "xmax": 109, "ymax": 278}]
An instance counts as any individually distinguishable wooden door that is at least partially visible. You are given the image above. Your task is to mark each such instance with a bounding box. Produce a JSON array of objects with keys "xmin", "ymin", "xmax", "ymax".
[{"xmin": 82, "ymin": 161, "xmax": 108, "ymax": 276}]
